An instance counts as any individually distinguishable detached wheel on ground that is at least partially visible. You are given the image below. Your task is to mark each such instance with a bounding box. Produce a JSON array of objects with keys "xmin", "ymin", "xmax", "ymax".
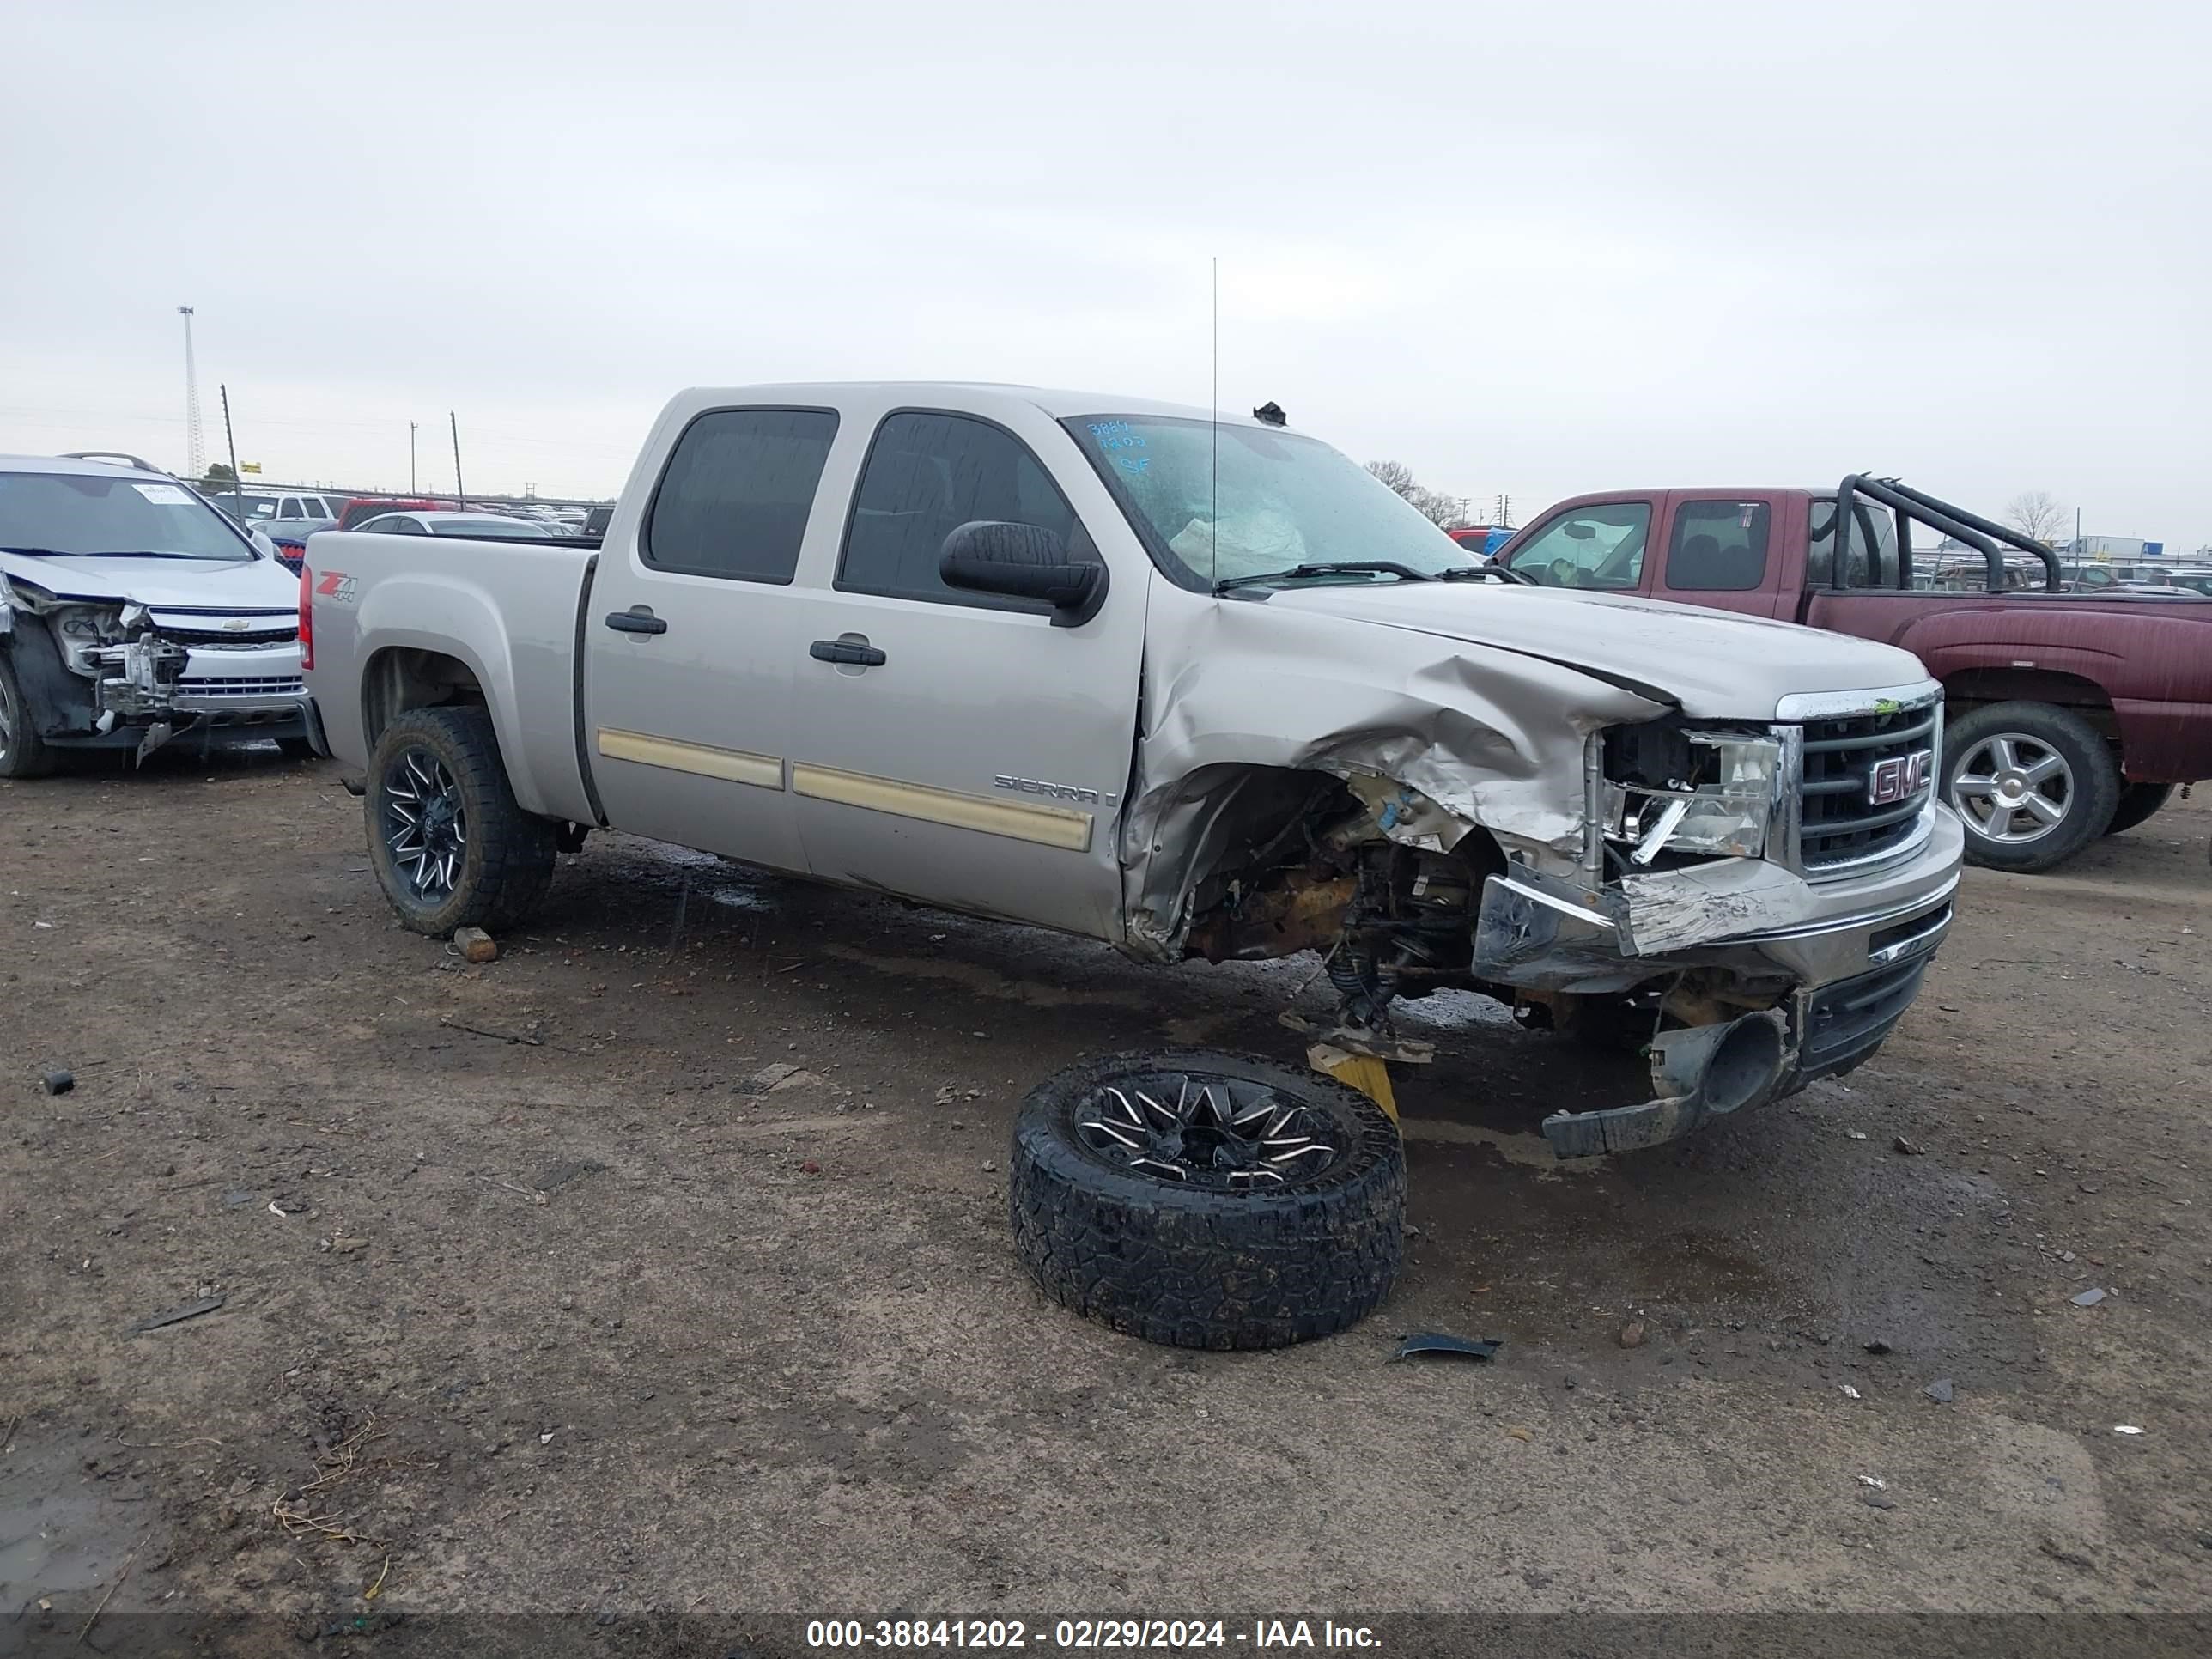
[
  {"xmin": 1009, "ymin": 1049, "xmax": 1405, "ymax": 1350},
  {"xmin": 2103, "ymin": 781, "xmax": 2173, "ymax": 836},
  {"xmin": 365, "ymin": 704, "xmax": 557, "ymax": 937},
  {"xmin": 1944, "ymin": 701, "xmax": 2120, "ymax": 872},
  {"xmin": 0, "ymin": 651, "xmax": 58, "ymax": 779}
]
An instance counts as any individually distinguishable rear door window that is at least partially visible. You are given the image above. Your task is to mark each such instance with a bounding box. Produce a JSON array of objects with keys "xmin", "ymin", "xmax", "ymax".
[
  {"xmin": 1808, "ymin": 498, "xmax": 1901, "ymax": 587},
  {"xmin": 1665, "ymin": 500, "xmax": 1771, "ymax": 591},
  {"xmin": 643, "ymin": 407, "xmax": 840, "ymax": 584},
  {"xmin": 837, "ymin": 411, "xmax": 1092, "ymax": 610},
  {"xmin": 1509, "ymin": 502, "xmax": 1651, "ymax": 589}
]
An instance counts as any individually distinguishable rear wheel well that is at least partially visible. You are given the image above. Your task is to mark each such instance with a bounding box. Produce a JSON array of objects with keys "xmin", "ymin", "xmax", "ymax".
[
  {"xmin": 361, "ymin": 647, "xmax": 489, "ymax": 754},
  {"xmin": 1941, "ymin": 667, "xmax": 2117, "ymax": 741}
]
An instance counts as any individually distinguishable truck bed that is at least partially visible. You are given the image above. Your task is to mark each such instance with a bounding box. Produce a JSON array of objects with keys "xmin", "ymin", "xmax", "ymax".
[{"xmin": 302, "ymin": 531, "xmax": 603, "ymax": 824}]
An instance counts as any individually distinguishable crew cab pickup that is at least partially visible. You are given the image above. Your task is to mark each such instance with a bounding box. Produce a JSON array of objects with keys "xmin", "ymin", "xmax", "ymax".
[
  {"xmin": 303, "ymin": 384, "xmax": 1962, "ymax": 1158},
  {"xmin": 1493, "ymin": 481, "xmax": 2212, "ymax": 871}
]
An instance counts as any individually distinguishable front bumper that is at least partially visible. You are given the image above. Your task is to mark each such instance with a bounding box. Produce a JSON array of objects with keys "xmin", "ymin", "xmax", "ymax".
[{"xmin": 1473, "ymin": 808, "xmax": 1963, "ymax": 1156}]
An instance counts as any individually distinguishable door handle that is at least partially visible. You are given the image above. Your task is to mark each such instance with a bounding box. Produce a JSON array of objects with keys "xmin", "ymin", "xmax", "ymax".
[
  {"xmin": 605, "ymin": 606, "xmax": 667, "ymax": 635},
  {"xmin": 809, "ymin": 638, "xmax": 887, "ymax": 667}
]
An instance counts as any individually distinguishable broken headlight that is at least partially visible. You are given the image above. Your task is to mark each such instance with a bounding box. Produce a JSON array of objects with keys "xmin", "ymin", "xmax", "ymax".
[{"xmin": 1602, "ymin": 726, "xmax": 1781, "ymax": 865}]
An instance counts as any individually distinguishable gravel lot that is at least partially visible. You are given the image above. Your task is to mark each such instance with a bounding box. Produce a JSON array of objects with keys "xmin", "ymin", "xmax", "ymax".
[{"xmin": 3, "ymin": 751, "xmax": 2209, "ymax": 1638}]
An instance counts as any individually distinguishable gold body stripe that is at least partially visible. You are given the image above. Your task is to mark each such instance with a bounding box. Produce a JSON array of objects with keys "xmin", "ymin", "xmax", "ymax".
[
  {"xmin": 595, "ymin": 728, "xmax": 783, "ymax": 790},
  {"xmin": 791, "ymin": 763, "xmax": 1093, "ymax": 851}
]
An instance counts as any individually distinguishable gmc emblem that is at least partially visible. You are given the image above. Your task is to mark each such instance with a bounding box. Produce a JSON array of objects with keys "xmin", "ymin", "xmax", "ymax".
[{"xmin": 1869, "ymin": 750, "xmax": 1932, "ymax": 805}]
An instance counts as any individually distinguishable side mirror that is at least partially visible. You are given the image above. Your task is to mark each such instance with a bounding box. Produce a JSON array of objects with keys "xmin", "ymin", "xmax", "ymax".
[
  {"xmin": 939, "ymin": 520, "xmax": 1108, "ymax": 628},
  {"xmin": 247, "ymin": 527, "xmax": 280, "ymax": 558}
]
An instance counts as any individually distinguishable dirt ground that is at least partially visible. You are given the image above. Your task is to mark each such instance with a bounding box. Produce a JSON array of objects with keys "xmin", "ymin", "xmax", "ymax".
[{"xmin": 4, "ymin": 749, "xmax": 2210, "ymax": 1638}]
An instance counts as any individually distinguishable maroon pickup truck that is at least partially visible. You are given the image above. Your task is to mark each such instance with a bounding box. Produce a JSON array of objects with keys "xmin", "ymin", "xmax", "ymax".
[{"xmin": 1492, "ymin": 477, "xmax": 2212, "ymax": 872}]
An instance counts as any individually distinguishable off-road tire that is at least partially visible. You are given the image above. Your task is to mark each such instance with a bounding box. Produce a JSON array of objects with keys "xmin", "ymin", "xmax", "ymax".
[
  {"xmin": 1008, "ymin": 1048, "xmax": 1405, "ymax": 1350},
  {"xmin": 2103, "ymin": 781, "xmax": 2173, "ymax": 836},
  {"xmin": 0, "ymin": 649, "xmax": 57, "ymax": 780},
  {"xmin": 365, "ymin": 705, "xmax": 557, "ymax": 937},
  {"xmin": 1944, "ymin": 701, "xmax": 2120, "ymax": 873}
]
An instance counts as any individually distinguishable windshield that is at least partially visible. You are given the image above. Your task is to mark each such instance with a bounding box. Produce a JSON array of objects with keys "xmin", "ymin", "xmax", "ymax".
[
  {"xmin": 0, "ymin": 471, "xmax": 253, "ymax": 561},
  {"xmin": 1065, "ymin": 415, "xmax": 1477, "ymax": 587}
]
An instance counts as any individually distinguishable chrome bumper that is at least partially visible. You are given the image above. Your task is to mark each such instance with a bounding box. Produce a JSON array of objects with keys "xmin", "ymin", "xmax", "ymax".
[{"xmin": 1474, "ymin": 813, "xmax": 1963, "ymax": 1157}]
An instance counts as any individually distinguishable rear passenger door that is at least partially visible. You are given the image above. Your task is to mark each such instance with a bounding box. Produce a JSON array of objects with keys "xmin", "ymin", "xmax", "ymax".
[
  {"xmin": 785, "ymin": 407, "xmax": 1146, "ymax": 940},
  {"xmin": 1652, "ymin": 495, "xmax": 1784, "ymax": 617},
  {"xmin": 583, "ymin": 405, "xmax": 838, "ymax": 871}
]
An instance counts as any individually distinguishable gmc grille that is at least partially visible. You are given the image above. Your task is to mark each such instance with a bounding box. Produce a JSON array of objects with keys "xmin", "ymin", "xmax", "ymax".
[{"xmin": 1797, "ymin": 702, "xmax": 1940, "ymax": 872}]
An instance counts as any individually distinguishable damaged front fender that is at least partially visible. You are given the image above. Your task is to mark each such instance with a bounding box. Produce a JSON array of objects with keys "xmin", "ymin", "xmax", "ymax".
[{"xmin": 1120, "ymin": 597, "xmax": 1672, "ymax": 958}]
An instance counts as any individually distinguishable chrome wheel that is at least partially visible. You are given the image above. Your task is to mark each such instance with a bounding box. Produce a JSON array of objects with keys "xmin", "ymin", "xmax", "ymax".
[
  {"xmin": 1950, "ymin": 732, "xmax": 2074, "ymax": 845},
  {"xmin": 1074, "ymin": 1070, "xmax": 1343, "ymax": 1189},
  {"xmin": 381, "ymin": 745, "xmax": 466, "ymax": 902},
  {"xmin": 0, "ymin": 672, "xmax": 15, "ymax": 766}
]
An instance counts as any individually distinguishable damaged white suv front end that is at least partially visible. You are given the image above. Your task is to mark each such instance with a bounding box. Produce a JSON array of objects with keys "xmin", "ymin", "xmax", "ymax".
[{"xmin": 0, "ymin": 457, "xmax": 313, "ymax": 773}]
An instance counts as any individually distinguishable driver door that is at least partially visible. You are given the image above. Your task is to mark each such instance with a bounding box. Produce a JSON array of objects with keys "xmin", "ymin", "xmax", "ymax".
[{"xmin": 1501, "ymin": 499, "xmax": 1656, "ymax": 594}]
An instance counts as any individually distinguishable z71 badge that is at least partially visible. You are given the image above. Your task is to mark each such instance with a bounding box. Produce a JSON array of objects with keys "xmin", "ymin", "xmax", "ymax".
[{"xmin": 313, "ymin": 571, "xmax": 359, "ymax": 605}]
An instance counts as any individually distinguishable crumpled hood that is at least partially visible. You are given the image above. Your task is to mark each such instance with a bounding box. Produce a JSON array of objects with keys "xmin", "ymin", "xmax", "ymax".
[
  {"xmin": 1, "ymin": 552, "xmax": 298, "ymax": 616},
  {"xmin": 1259, "ymin": 581, "xmax": 1929, "ymax": 717}
]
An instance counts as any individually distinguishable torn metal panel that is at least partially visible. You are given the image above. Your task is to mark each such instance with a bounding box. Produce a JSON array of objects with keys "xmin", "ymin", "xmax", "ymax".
[
  {"xmin": 1541, "ymin": 1009, "xmax": 1789, "ymax": 1158},
  {"xmin": 1120, "ymin": 595, "xmax": 1669, "ymax": 957},
  {"xmin": 1616, "ymin": 858, "xmax": 1812, "ymax": 957}
]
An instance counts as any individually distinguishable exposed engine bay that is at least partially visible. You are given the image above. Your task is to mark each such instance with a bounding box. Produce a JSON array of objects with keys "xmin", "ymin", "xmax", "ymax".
[{"xmin": 1, "ymin": 576, "xmax": 308, "ymax": 762}]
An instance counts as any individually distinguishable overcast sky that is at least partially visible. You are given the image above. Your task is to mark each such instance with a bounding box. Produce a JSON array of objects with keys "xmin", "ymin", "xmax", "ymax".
[{"xmin": 3, "ymin": 2, "xmax": 2205, "ymax": 546}]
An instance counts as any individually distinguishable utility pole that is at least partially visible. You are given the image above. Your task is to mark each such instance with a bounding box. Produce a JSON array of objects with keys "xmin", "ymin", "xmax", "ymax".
[
  {"xmin": 409, "ymin": 422, "xmax": 418, "ymax": 494},
  {"xmin": 219, "ymin": 384, "xmax": 244, "ymax": 521},
  {"xmin": 1495, "ymin": 493, "xmax": 1513, "ymax": 529},
  {"xmin": 450, "ymin": 411, "xmax": 465, "ymax": 507},
  {"xmin": 179, "ymin": 307, "xmax": 204, "ymax": 480}
]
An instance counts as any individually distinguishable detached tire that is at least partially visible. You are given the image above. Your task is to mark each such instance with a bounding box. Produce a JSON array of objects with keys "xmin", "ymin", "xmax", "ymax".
[
  {"xmin": 365, "ymin": 705, "xmax": 557, "ymax": 937},
  {"xmin": 1944, "ymin": 701, "xmax": 2120, "ymax": 873},
  {"xmin": 2103, "ymin": 781, "xmax": 2173, "ymax": 836},
  {"xmin": 1009, "ymin": 1049, "xmax": 1405, "ymax": 1350}
]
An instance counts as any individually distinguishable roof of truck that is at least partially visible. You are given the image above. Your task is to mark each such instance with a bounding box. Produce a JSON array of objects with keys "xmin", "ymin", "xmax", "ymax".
[{"xmin": 672, "ymin": 382, "xmax": 1285, "ymax": 429}]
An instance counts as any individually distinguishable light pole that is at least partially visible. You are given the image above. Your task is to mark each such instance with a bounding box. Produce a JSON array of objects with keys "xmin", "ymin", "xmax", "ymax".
[
  {"xmin": 409, "ymin": 422, "xmax": 418, "ymax": 494},
  {"xmin": 179, "ymin": 307, "xmax": 204, "ymax": 480}
]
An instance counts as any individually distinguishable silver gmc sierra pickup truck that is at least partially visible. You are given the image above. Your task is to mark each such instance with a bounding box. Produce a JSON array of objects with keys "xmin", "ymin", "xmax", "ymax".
[{"xmin": 301, "ymin": 383, "xmax": 1962, "ymax": 1156}]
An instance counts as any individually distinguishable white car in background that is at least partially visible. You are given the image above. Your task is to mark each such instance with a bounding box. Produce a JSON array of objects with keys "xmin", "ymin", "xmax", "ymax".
[
  {"xmin": 206, "ymin": 488, "xmax": 349, "ymax": 525},
  {"xmin": 1, "ymin": 454, "xmax": 314, "ymax": 773}
]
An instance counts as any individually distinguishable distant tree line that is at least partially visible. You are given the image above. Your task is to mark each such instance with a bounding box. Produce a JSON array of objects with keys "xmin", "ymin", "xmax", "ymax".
[{"xmin": 1364, "ymin": 460, "xmax": 1471, "ymax": 529}]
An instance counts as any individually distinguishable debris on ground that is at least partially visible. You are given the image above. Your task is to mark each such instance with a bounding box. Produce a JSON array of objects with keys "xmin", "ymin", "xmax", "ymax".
[
  {"xmin": 1864, "ymin": 1492, "xmax": 1899, "ymax": 1510},
  {"xmin": 2113, "ymin": 1425, "xmax": 2145, "ymax": 1435},
  {"xmin": 740, "ymin": 1062, "xmax": 823, "ymax": 1096},
  {"xmin": 2071, "ymin": 1287, "xmax": 2109, "ymax": 1307},
  {"xmin": 267, "ymin": 1197, "xmax": 308, "ymax": 1217},
  {"xmin": 1864, "ymin": 1340, "xmax": 1893, "ymax": 1355},
  {"xmin": 1857, "ymin": 1474, "xmax": 1887, "ymax": 1489},
  {"xmin": 799, "ymin": 1160, "xmax": 822, "ymax": 1176},
  {"xmin": 1844, "ymin": 1129, "xmax": 1869, "ymax": 1140},
  {"xmin": 331, "ymin": 1236, "xmax": 368, "ymax": 1254},
  {"xmin": 1389, "ymin": 1332, "xmax": 1503, "ymax": 1364},
  {"xmin": 1618, "ymin": 1320, "xmax": 1646, "ymax": 1349},
  {"xmin": 1923, "ymin": 1378, "xmax": 1956, "ymax": 1404},
  {"xmin": 133, "ymin": 1294, "xmax": 226, "ymax": 1333},
  {"xmin": 534, "ymin": 1158, "xmax": 606, "ymax": 1193},
  {"xmin": 453, "ymin": 927, "xmax": 499, "ymax": 963},
  {"xmin": 1841, "ymin": 1384, "xmax": 1863, "ymax": 1400},
  {"xmin": 1893, "ymin": 1134, "xmax": 1924, "ymax": 1155},
  {"xmin": 40, "ymin": 1067, "xmax": 74, "ymax": 1096}
]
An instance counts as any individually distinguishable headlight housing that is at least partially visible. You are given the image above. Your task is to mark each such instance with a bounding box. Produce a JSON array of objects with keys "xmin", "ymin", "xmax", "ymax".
[{"xmin": 1602, "ymin": 725, "xmax": 1783, "ymax": 865}]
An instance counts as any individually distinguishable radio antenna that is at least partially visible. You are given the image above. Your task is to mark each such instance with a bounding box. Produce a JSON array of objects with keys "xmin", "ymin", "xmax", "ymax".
[{"xmin": 1210, "ymin": 256, "xmax": 1219, "ymax": 590}]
